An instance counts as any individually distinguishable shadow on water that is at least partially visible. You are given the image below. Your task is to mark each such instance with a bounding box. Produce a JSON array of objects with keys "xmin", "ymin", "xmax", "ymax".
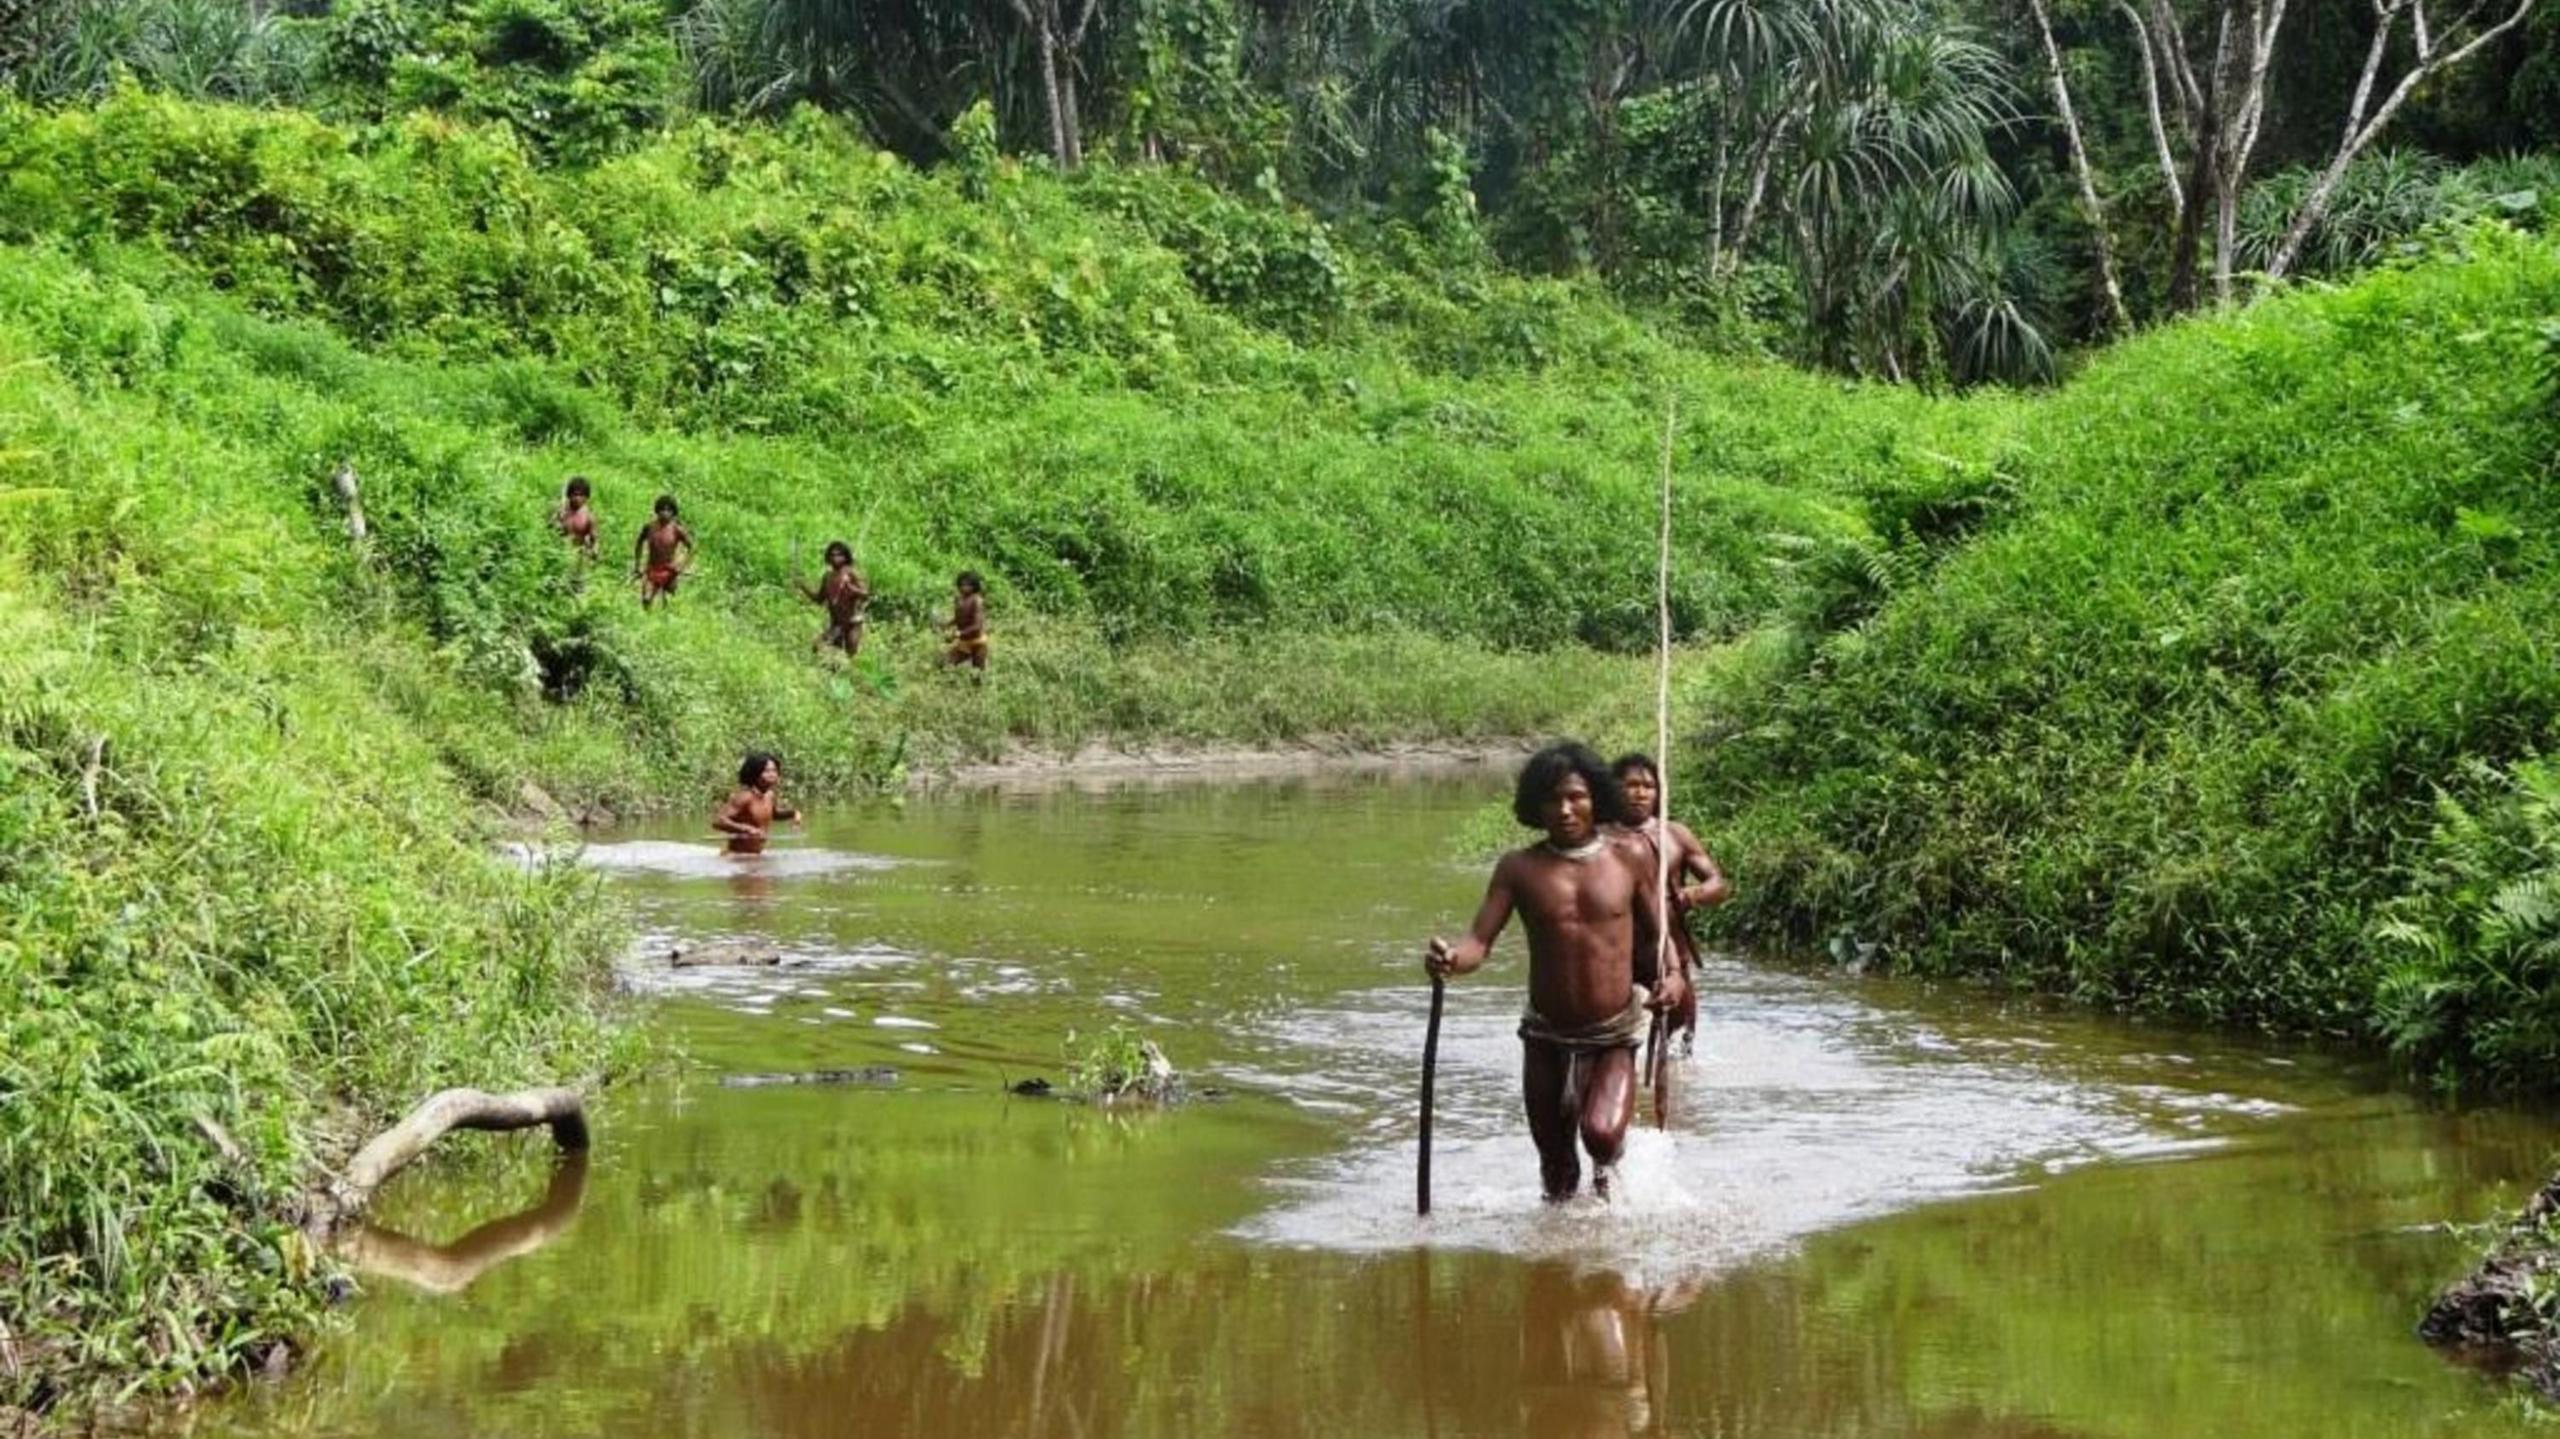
[{"xmin": 189, "ymin": 770, "xmax": 2560, "ymax": 1438}]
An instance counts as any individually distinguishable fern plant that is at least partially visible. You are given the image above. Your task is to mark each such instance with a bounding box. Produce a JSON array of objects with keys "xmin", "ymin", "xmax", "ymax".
[{"xmin": 2374, "ymin": 757, "xmax": 2560, "ymax": 1087}]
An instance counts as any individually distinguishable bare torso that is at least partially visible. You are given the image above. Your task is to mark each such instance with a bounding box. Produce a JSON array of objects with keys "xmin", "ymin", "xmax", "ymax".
[
  {"xmin": 640, "ymin": 520, "xmax": 689, "ymax": 570},
  {"xmin": 716, "ymin": 787, "xmax": 783, "ymax": 854},
  {"xmin": 1499, "ymin": 844, "xmax": 1648, "ymax": 1028},
  {"xmin": 819, "ymin": 568, "xmax": 869, "ymax": 624}
]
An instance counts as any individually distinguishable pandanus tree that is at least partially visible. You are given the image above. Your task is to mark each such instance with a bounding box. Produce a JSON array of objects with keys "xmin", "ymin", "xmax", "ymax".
[{"xmin": 1661, "ymin": 0, "xmax": 2044, "ymax": 381}]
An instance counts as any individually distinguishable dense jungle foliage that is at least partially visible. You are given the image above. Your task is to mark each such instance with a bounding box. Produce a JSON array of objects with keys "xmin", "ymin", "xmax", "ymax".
[
  {"xmin": 4, "ymin": 0, "xmax": 2556, "ymax": 382},
  {"xmin": 1692, "ymin": 227, "xmax": 2560, "ymax": 1091}
]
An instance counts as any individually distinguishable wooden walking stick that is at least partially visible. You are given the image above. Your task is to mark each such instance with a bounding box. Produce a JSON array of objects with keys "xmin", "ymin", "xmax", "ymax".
[{"xmin": 1418, "ymin": 973, "xmax": 1446, "ymax": 1215}]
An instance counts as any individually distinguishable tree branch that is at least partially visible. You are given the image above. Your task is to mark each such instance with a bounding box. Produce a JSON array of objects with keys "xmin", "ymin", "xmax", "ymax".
[
  {"xmin": 2149, "ymin": 0, "xmax": 2205, "ymax": 118},
  {"xmin": 327, "ymin": 1087, "xmax": 588, "ymax": 1220},
  {"xmin": 2265, "ymin": 0, "xmax": 2539, "ymax": 279}
]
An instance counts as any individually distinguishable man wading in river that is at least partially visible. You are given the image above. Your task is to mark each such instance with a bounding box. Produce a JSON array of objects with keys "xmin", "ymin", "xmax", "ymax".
[
  {"xmin": 1612, "ymin": 752, "xmax": 1729, "ymax": 1057},
  {"xmin": 1426, "ymin": 743, "xmax": 1685, "ymax": 1202}
]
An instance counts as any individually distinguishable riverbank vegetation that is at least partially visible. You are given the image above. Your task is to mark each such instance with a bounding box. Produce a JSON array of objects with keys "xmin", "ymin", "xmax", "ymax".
[{"xmin": 1690, "ymin": 229, "xmax": 2560, "ymax": 1090}]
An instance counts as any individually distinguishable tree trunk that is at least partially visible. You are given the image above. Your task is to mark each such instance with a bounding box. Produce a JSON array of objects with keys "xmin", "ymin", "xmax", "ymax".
[
  {"xmin": 1723, "ymin": 106, "xmax": 1795, "ymax": 277},
  {"xmin": 1059, "ymin": 61, "xmax": 1084, "ymax": 170},
  {"xmin": 2116, "ymin": 0, "xmax": 2185, "ymax": 224},
  {"xmin": 2212, "ymin": 167, "xmax": 2241, "ymax": 303},
  {"xmin": 1035, "ymin": 27, "xmax": 1068, "ymax": 167},
  {"xmin": 1704, "ymin": 132, "xmax": 1730, "ymax": 275},
  {"xmin": 2166, "ymin": 111, "xmax": 2217, "ymax": 311},
  {"xmin": 2028, "ymin": 0, "xmax": 2131, "ymax": 332},
  {"xmin": 2265, "ymin": 0, "xmax": 2542, "ymax": 281},
  {"xmin": 2212, "ymin": 0, "xmax": 2287, "ymax": 302}
]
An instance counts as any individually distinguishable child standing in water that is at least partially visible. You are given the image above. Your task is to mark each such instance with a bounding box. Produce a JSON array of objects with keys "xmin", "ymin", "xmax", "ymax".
[
  {"xmin": 942, "ymin": 570, "xmax": 988, "ymax": 672},
  {"xmin": 633, "ymin": 494, "xmax": 694, "ymax": 609},
  {"xmin": 551, "ymin": 476, "xmax": 599, "ymax": 557},
  {"xmin": 800, "ymin": 541, "xmax": 871, "ymax": 658},
  {"xmin": 712, "ymin": 751, "xmax": 799, "ymax": 856}
]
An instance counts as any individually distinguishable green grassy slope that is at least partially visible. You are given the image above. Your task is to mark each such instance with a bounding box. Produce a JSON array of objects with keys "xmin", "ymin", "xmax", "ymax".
[{"xmin": 1694, "ymin": 226, "xmax": 2560, "ymax": 1085}]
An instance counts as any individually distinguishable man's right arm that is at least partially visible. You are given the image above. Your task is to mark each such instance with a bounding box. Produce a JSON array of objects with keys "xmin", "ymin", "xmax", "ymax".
[
  {"xmin": 710, "ymin": 792, "xmax": 759, "ymax": 838},
  {"xmin": 1426, "ymin": 857, "xmax": 1517, "ymax": 980}
]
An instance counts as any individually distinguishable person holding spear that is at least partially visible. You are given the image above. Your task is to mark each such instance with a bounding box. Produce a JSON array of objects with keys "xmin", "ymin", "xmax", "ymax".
[
  {"xmin": 1612, "ymin": 752, "xmax": 1727, "ymax": 1057},
  {"xmin": 1422, "ymin": 743, "xmax": 1685, "ymax": 1204}
]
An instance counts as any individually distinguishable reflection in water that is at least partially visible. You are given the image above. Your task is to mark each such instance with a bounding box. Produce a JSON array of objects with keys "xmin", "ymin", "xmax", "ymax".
[
  {"xmin": 339, "ymin": 1154, "xmax": 588, "ymax": 1296},
  {"xmin": 725, "ymin": 862, "xmax": 777, "ymax": 906},
  {"xmin": 1517, "ymin": 1264, "xmax": 1684, "ymax": 1439}
]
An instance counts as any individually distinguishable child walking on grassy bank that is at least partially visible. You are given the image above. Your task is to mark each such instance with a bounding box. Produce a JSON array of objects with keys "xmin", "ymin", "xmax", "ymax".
[
  {"xmin": 943, "ymin": 571, "xmax": 988, "ymax": 672},
  {"xmin": 634, "ymin": 495, "xmax": 694, "ymax": 608},
  {"xmin": 801, "ymin": 540, "xmax": 870, "ymax": 659},
  {"xmin": 552, "ymin": 476, "xmax": 598, "ymax": 557}
]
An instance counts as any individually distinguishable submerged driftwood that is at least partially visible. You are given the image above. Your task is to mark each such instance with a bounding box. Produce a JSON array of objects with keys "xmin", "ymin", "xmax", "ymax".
[
  {"xmin": 667, "ymin": 940, "xmax": 782, "ymax": 968},
  {"xmin": 2422, "ymin": 1173, "xmax": 2560, "ymax": 1397},
  {"xmin": 719, "ymin": 1067, "xmax": 900, "ymax": 1088},
  {"xmin": 320, "ymin": 1087, "xmax": 589, "ymax": 1228}
]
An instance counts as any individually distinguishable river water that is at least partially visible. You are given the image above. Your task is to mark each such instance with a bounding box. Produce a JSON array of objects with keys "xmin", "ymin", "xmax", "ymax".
[{"xmin": 194, "ymin": 770, "xmax": 2556, "ymax": 1437}]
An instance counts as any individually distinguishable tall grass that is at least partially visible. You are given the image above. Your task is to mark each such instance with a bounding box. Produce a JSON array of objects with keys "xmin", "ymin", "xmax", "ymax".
[{"xmin": 1691, "ymin": 223, "xmax": 2560, "ymax": 1083}]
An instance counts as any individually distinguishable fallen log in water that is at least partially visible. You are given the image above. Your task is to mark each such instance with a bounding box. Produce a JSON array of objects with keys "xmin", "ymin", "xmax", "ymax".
[{"xmin": 322, "ymin": 1087, "xmax": 589, "ymax": 1226}]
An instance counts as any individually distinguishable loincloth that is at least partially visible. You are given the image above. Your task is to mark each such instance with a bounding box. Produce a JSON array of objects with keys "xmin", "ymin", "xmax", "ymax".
[
  {"xmin": 1519, "ymin": 989, "xmax": 1651, "ymax": 1052},
  {"xmin": 1521, "ymin": 989, "xmax": 1650, "ymax": 1130},
  {"xmin": 645, "ymin": 564, "xmax": 681, "ymax": 591}
]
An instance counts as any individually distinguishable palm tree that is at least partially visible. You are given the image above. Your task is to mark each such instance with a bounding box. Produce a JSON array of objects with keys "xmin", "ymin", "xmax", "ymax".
[
  {"xmin": 1659, "ymin": 0, "xmax": 2043, "ymax": 381},
  {"xmin": 678, "ymin": 0, "xmax": 1009, "ymax": 159}
]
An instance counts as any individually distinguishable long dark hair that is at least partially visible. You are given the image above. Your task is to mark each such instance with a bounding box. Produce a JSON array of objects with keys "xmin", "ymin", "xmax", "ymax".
[
  {"xmin": 1512, "ymin": 742, "xmax": 1628, "ymax": 829},
  {"xmin": 737, "ymin": 751, "xmax": 781, "ymax": 787}
]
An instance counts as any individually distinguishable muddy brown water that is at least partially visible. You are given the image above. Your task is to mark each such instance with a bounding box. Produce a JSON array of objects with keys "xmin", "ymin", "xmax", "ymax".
[{"xmin": 190, "ymin": 770, "xmax": 2557, "ymax": 1437}]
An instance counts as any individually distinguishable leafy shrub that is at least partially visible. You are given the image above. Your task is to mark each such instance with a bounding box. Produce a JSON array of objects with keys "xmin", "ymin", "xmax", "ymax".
[
  {"xmin": 2240, "ymin": 149, "xmax": 2560, "ymax": 279},
  {"xmin": 2374, "ymin": 757, "xmax": 2560, "ymax": 1088},
  {"xmin": 383, "ymin": 0, "xmax": 678, "ymax": 163}
]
